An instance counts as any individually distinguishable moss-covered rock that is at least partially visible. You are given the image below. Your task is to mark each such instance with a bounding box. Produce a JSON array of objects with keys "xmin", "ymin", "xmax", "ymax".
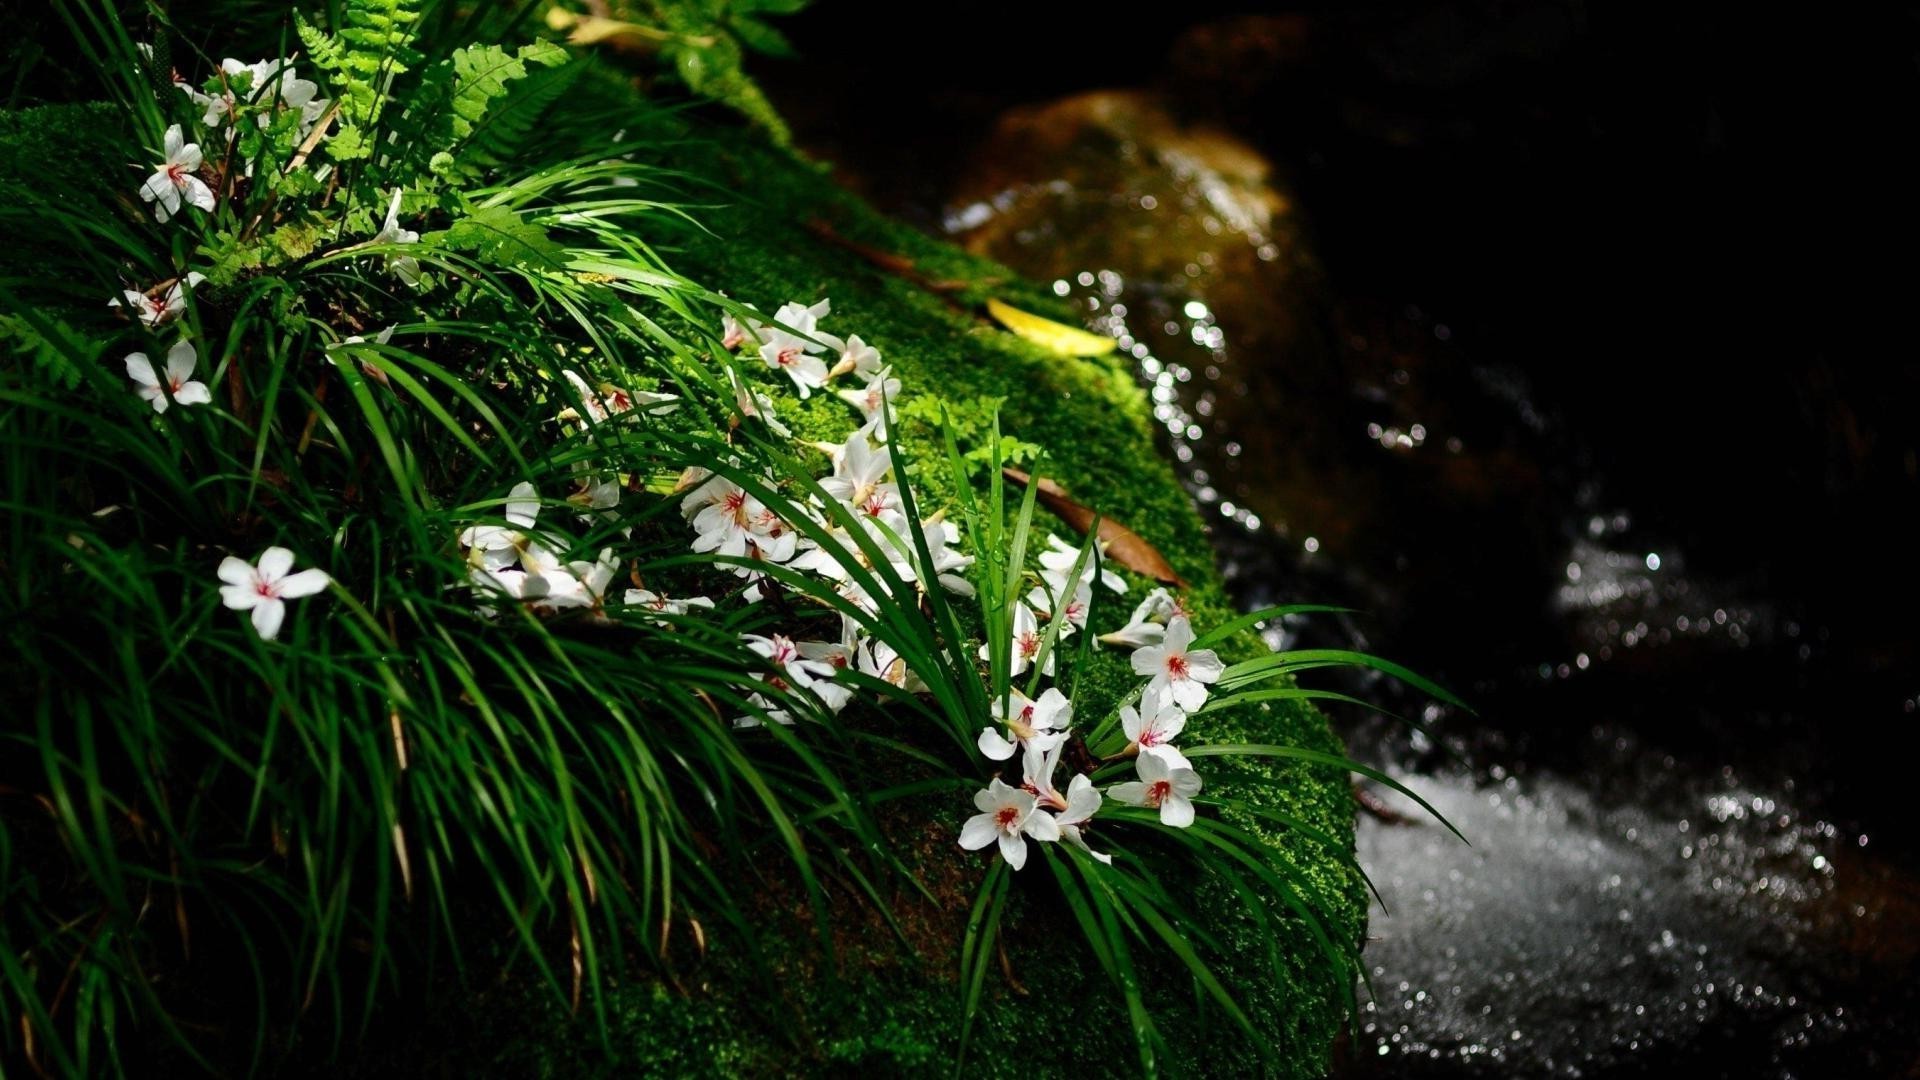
[{"xmin": 0, "ymin": 85, "xmax": 1365, "ymax": 1078}]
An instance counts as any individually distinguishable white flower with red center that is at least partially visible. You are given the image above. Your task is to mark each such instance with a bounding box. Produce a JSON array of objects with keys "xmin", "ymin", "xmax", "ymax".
[
  {"xmin": 978, "ymin": 602, "xmax": 1052, "ymax": 677},
  {"xmin": 1129, "ymin": 614, "xmax": 1222, "ymax": 712},
  {"xmin": 1025, "ymin": 573, "xmax": 1092, "ymax": 640},
  {"xmin": 125, "ymin": 340, "xmax": 212, "ymax": 414},
  {"xmin": 1022, "ymin": 742, "xmax": 1110, "ymax": 863},
  {"xmin": 139, "ymin": 125, "xmax": 215, "ymax": 224},
  {"xmin": 1109, "ymin": 751, "xmax": 1203, "ymax": 828},
  {"xmin": 745, "ymin": 633, "xmax": 837, "ymax": 689},
  {"xmin": 558, "ymin": 369, "xmax": 677, "ymax": 428},
  {"xmin": 622, "ymin": 588, "xmax": 716, "ymax": 623},
  {"xmin": 976, "ymin": 686, "xmax": 1071, "ymax": 760},
  {"xmin": 720, "ymin": 305, "xmax": 762, "ymax": 349},
  {"xmin": 684, "ymin": 474, "xmax": 797, "ymax": 573},
  {"xmin": 796, "ymin": 625, "xmax": 861, "ymax": 712},
  {"xmin": 217, "ymin": 546, "xmax": 331, "ymax": 641},
  {"xmin": 818, "ymin": 432, "xmax": 897, "ymax": 515},
  {"xmin": 110, "ymin": 272, "xmax": 205, "ymax": 328},
  {"xmin": 835, "ymin": 367, "xmax": 902, "ymax": 443},
  {"xmin": 1120, "ymin": 697, "xmax": 1191, "ymax": 771},
  {"xmin": 958, "ymin": 778, "xmax": 1060, "ymax": 871},
  {"xmin": 758, "ymin": 329, "xmax": 831, "ymax": 398},
  {"xmin": 770, "ymin": 298, "xmax": 835, "ymax": 341}
]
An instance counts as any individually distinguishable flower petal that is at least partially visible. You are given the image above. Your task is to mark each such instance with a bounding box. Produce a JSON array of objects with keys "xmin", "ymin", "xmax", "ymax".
[
  {"xmin": 165, "ymin": 340, "xmax": 197, "ymax": 382},
  {"xmin": 172, "ymin": 381, "xmax": 212, "ymax": 406},
  {"xmin": 997, "ymin": 832, "xmax": 1028, "ymax": 871},
  {"xmin": 256, "ymin": 546, "xmax": 295, "ymax": 583},
  {"xmin": 274, "ymin": 568, "xmax": 331, "ymax": 599},
  {"xmin": 219, "ymin": 582, "xmax": 259, "ymax": 610},
  {"xmin": 1024, "ymin": 811, "xmax": 1061, "ymax": 843},
  {"xmin": 125, "ymin": 352, "xmax": 157, "ymax": 387},
  {"xmin": 976, "ymin": 726, "xmax": 1018, "ymax": 761},
  {"xmin": 217, "ymin": 555, "xmax": 255, "ymax": 585},
  {"xmin": 1159, "ymin": 793, "xmax": 1196, "ymax": 828},
  {"xmin": 958, "ymin": 813, "xmax": 998, "ymax": 851},
  {"xmin": 1108, "ymin": 781, "xmax": 1149, "ymax": 807},
  {"xmin": 1185, "ymin": 649, "xmax": 1225, "ymax": 683},
  {"xmin": 250, "ymin": 597, "xmax": 286, "ymax": 640}
]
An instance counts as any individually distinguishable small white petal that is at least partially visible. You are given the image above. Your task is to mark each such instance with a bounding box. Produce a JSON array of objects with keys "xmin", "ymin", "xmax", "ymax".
[
  {"xmin": 958, "ymin": 813, "xmax": 998, "ymax": 851},
  {"xmin": 274, "ymin": 568, "xmax": 331, "ymax": 599},
  {"xmin": 256, "ymin": 546, "xmax": 295, "ymax": 583},
  {"xmin": 997, "ymin": 832, "xmax": 1028, "ymax": 871},
  {"xmin": 250, "ymin": 597, "xmax": 286, "ymax": 640}
]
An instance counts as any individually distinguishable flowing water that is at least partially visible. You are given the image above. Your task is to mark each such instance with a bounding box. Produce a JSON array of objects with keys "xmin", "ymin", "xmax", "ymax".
[{"xmin": 760, "ymin": 7, "xmax": 1920, "ymax": 1074}]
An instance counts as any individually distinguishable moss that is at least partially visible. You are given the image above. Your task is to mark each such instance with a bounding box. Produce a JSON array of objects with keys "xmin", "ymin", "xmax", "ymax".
[
  {"xmin": 0, "ymin": 85, "xmax": 1366, "ymax": 1077},
  {"xmin": 389, "ymin": 106, "xmax": 1369, "ymax": 1077}
]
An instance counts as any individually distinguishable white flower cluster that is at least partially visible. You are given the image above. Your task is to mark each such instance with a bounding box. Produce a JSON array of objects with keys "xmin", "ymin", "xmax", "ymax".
[
  {"xmin": 698, "ymin": 297, "xmax": 960, "ymax": 724},
  {"xmin": 180, "ymin": 57, "xmax": 329, "ymax": 144},
  {"xmin": 960, "ymin": 591, "xmax": 1224, "ymax": 870}
]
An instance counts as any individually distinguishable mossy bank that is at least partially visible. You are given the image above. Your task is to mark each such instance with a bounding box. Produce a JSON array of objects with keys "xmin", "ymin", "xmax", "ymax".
[{"xmin": 0, "ymin": 75, "xmax": 1366, "ymax": 1078}]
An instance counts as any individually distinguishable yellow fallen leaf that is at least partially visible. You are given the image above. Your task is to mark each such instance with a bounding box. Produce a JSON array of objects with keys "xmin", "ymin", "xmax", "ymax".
[{"xmin": 986, "ymin": 298, "xmax": 1117, "ymax": 357}]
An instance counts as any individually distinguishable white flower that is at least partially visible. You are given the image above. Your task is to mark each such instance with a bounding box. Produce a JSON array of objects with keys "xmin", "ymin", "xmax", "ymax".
[
  {"xmin": 110, "ymin": 272, "xmax": 205, "ymax": 328},
  {"xmin": 770, "ymin": 297, "xmax": 834, "ymax": 341},
  {"xmin": 979, "ymin": 601, "xmax": 1052, "ymax": 678},
  {"xmin": 1120, "ymin": 697, "xmax": 1191, "ymax": 771},
  {"xmin": 1026, "ymin": 574, "xmax": 1092, "ymax": 640},
  {"xmin": 373, "ymin": 188, "xmax": 422, "ymax": 286},
  {"xmin": 684, "ymin": 474, "xmax": 798, "ymax": 572},
  {"xmin": 727, "ymin": 368, "xmax": 790, "ymax": 437},
  {"xmin": 558, "ymin": 369, "xmax": 677, "ymax": 427},
  {"xmin": 217, "ymin": 546, "xmax": 331, "ymax": 641},
  {"xmin": 1040, "ymin": 533, "xmax": 1127, "ymax": 595},
  {"xmin": 796, "ymin": 626, "xmax": 860, "ymax": 712},
  {"xmin": 459, "ymin": 481, "xmax": 540, "ymax": 571},
  {"xmin": 1109, "ymin": 751, "xmax": 1203, "ymax": 828},
  {"xmin": 739, "ymin": 633, "xmax": 840, "ymax": 724},
  {"xmin": 1099, "ymin": 586, "xmax": 1182, "ymax": 648},
  {"xmin": 139, "ymin": 125, "xmax": 215, "ymax": 224},
  {"xmin": 827, "ymin": 333, "xmax": 882, "ymax": 379},
  {"xmin": 623, "ymin": 588, "xmax": 716, "ymax": 624},
  {"xmin": 1056, "ymin": 774, "xmax": 1110, "ymax": 863},
  {"xmin": 835, "ymin": 367, "xmax": 901, "ymax": 442},
  {"xmin": 125, "ymin": 339, "xmax": 211, "ymax": 413},
  {"xmin": 719, "ymin": 302, "xmax": 762, "ymax": 349},
  {"xmin": 559, "ymin": 548, "xmax": 621, "ymax": 619},
  {"xmin": 745, "ymin": 633, "xmax": 836, "ymax": 689},
  {"xmin": 976, "ymin": 686, "xmax": 1071, "ymax": 761},
  {"xmin": 758, "ymin": 329, "xmax": 830, "ymax": 398},
  {"xmin": 858, "ymin": 636, "xmax": 925, "ymax": 692},
  {"xmin": 818, "ymin": 431, "xmax": 898, "ymax": 516},
  {"xmin": 958, "ymin": 777, "xmax": 1060, "ymax": 871},
  {"xmin": 1129, "ymin": 615, "xmax": 1223, "ymax": 712}
]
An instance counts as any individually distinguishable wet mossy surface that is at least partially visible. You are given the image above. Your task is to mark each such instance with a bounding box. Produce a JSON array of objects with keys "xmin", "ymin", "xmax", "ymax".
[{"xmin": 0, "ymin": 86, "xmax": 1365, "ymax": 1078}]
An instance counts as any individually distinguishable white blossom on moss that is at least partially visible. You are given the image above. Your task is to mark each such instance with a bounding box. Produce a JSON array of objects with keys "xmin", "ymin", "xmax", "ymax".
[{"xmin": 958, "ymin": 777, "xmax": 1059, "ymax": 871}]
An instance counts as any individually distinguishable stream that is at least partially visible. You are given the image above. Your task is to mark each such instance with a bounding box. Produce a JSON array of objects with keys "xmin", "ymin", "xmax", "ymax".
[{"xmin": 760, "ymin": 5, "xmax": 1920, "ymax": 1075}]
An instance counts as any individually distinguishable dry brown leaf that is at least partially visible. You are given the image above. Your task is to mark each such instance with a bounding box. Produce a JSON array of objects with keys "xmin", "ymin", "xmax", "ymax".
[{"xmin": 1003, "ymin": 467, "xmax": 1189, "ymax": 588}]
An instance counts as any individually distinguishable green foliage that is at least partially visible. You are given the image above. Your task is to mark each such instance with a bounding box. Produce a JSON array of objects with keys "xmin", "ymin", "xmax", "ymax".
[
  {"xmin": 0, "ymin": 2, "xmax": 1459, "ymax": 1077},
  {"xmin": 297, "ymin": 0, "xmax": 423, "ymax": 161},
  {"xmin": 0, "ymin": 309, "xmax": 95, "ymax": 390},
  {"xmin": 431, "ymin": 203, "xmax": 569, "ymax": 270}
]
